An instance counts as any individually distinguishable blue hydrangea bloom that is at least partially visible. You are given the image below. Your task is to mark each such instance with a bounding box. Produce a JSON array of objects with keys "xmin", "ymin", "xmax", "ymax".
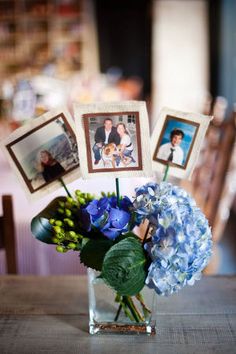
[
  {"xmin": 85, "ymin": 196, "xmax": 132, "ymax": 240},
  {"xmin": 101, "ymin": 208, "xmax": 131, "ymax": 240},
  {"xmin": 86, "ymin": 197, "xmax": 109, "ymax": 218},
  {"xmin": 134, "ymin": 182, "xmax": 212, "ymax": 296}
]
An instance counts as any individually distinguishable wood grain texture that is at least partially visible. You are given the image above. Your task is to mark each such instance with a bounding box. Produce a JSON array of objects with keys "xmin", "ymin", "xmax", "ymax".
[
  {"xmin": 0, "ymin": 195, "xmax": 17, "ymax": 274},
  {"xmin": 0, "ymin": 275, "xmax": 235, "ymax": 354}
]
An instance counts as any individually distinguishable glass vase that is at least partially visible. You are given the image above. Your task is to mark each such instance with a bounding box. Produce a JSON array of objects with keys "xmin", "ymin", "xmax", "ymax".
[{"xmin": 87, "ymin": 268, "xmax": 157, "ymax": 335}]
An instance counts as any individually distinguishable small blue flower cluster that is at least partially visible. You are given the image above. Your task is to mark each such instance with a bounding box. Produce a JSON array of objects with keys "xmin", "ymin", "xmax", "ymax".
[
  {"xmin": 84, "ymin": 196, "xmax": 133, "ymax": 240},
  {"xmin": 134, "ymin": 182, "xmax": 212, "ymax": 296}
]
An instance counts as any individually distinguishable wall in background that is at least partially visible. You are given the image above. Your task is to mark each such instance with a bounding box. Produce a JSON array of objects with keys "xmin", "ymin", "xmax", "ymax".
[{"xmin": 151, "ymin": 0, "xmax": 209, "ymax": 128}]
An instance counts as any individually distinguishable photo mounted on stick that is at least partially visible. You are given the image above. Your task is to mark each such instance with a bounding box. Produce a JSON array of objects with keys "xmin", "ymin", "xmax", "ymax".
[
  {"xmin": 151, "ymin": 108, "xmax": 213, "ymax": 179},
  {"xmin": 74, "ymin": 101, "xmax": 152, "ymax": 179},
  {"xmin": 1, "ymin": 108, "xmax": 80, "ymax": 200}
]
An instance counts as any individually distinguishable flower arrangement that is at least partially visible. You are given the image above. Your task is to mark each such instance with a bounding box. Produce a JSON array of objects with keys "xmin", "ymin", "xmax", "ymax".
[{"xmin": 31, "ymin": 180, "xmax": 212, "ymax": 324}]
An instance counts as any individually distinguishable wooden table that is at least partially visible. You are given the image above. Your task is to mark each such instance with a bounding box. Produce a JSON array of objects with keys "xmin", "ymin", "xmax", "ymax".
[{"xmin": 0, "ymin": 275, "xmax": 236, "ymax": 354}]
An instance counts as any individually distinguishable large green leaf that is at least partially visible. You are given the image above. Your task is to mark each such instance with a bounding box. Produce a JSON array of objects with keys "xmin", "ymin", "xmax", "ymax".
[
  {"xmin": 101, "ymin": 237, "xmax": 147, "ymax": 296},
  {"xmin": 80, "ymin": 239, "xmax": 113, "ymax": 271},
  {"xmin": 31, "ymin": 197, "xmax": 66, "ymax": 244}
]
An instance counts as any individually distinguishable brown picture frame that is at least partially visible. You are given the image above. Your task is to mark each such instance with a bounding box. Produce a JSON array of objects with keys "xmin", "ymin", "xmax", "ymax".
[
  {"xmin": 153, "ymin": 115, "xmax": 200, "ymax": 170},
  {"xmin": 1, "ymin": 107, "xmax": 81, "ymax": 201},
  {"xmin": 151, "ymin": 107, "xmax": 213, "ymax": 180},
  {"xmin": 74, "ymin": 101, "xmax": 152, "ymax": 179},
  {"xmin": 83, "ymin": 111, "xmax": 142, "ymax": 173}
]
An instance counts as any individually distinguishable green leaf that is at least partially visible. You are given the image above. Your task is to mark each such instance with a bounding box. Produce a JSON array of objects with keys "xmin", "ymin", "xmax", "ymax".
[
  {"xmin": 114, "ymin": 231, "xmax": 138, "ymax": 243},
  {"xmin": 31, "ymin": 217, "xmax": 54, "ymax": 244},
  {"xmin": 81, "ymin": 237, "xmax": 90, "ymax": 248},
  {"xmin": 31, "ymin": 197, "xmax": 66, "ymax": 244},
  {"xmin": 101, "ymin": 237, "xmax": 147, "ymax": 296},
  {"xmin": 80, "ymin": 239, "xmax": 113, "ymax": 271}
]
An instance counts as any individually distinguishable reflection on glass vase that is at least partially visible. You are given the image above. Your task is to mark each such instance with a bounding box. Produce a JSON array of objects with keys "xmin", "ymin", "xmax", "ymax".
[{"xmin": 88, "ymin": 268, "xmax": 157, "ymax": 335}]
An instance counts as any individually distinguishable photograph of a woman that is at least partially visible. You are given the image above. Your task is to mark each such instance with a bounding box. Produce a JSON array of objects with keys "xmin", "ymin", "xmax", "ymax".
[
  {"xmin": 5, "ymin": 113, "xmax": 80, "ymax": 194},
  {"xmin": 116, "ymin": 123, "xmax": 136, "ymax": 166},
  {"xmin": 37, "ymin": 150, "xmax": 65, "ymax": 183}
]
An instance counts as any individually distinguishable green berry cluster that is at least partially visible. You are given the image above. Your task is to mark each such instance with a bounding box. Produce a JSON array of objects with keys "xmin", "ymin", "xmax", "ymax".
[
  {"xmin": 49, "ymin": 190, "xmax": 94, "ymax": 253},
  {"xmin": 101, "ymin": 191, "xmax": 116, "ymax": 198}
]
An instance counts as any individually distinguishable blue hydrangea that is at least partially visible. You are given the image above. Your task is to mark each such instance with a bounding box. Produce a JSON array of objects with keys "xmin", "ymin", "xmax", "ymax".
[
  {"xmin": 100, "ymin": 208, "xmax": 131, "ymax": 240},
  {"xmin": 134, "ymin": 182, "xmax": 212, "ymax": 296},
  {"xmin": 85, "ymin": 196, "xmax": 133, "ymax": 240}
]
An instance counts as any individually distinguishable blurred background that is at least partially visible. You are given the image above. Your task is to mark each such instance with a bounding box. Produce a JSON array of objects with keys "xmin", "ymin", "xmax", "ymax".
[{"xmin": 0, "ymin": 0, "xmax": 235, "ymax": 275}]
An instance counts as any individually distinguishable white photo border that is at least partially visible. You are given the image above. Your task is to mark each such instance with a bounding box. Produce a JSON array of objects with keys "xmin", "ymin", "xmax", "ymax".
[
  {"xmin": 151, "ymin": 107, "xmax": 213, "ymax": 180},
  {"xmin": 1, "ymin": 107, "xmax": 81, "ymax": 201},
  {"xmin": 74, "ymin": 101, "xmax": 153, "ymax": 179}
]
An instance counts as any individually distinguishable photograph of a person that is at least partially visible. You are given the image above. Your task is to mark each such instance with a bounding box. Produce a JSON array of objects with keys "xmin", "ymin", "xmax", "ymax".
[
  {"xmin": 85, "ymin": 112, "xmax": 141, "ymax": 172},
  {"xmin": 74, "ymin": 101, "xmax": 152, "ymax": 179},
  {"xmin": 151, "ymin": 107, "xmax": 213, "ymax": 180},
  {"xmin": 36, "ymin": 150, "xmax": 66, "ymax": 183},
  {"xmin": 5, "ymin": 113, "xmax": 79, "ymax": 193},
  {"xmin": 154, "ymin": 117, "xmax": 199, "ymax": 168}
]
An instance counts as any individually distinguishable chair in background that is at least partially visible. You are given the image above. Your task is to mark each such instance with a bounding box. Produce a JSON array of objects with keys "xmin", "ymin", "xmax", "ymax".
[
  {"xmin": 182, "ymin": 97, "xmax": 236, "ymax": 242},
  {"xmin": 181, "ymin": 98, "xmax": 236, "ymax": 274},
  {"xmin": 0, "ymin": 195, "xmax": 18, "ymax": 274}
]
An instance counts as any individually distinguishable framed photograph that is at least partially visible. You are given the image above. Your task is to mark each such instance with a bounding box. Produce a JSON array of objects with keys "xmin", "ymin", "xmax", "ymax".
[
  {"xmin": 1, "ymin": 107, "xmax": 80, "ymax": 200},
  {"xmin": 151, "ymin": 107, "xmax": 213, "ymax": 179},
  {"xmin": 74, "ymin": 101, "xmax": 152, "ymax": 179}
]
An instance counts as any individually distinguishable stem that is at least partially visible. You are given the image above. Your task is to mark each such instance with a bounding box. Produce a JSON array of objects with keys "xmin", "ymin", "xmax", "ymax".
[
  {"xmin": 162, "ymin": 164, "xmax": 170, "ymax": 182},
  {"xmin": 142, "ymin": 221, "xmax": 150, "ymax": 245},
  {"xmin": 123, "ymin": 296, "xmax": 143, "ymax": 322},
  {"xmin": 114, "ymin": 293, "xmax": 151, "ymax": 323},
  {"xmin": 122, "ymin": 303, "xmax": 135, "ymax": 321},
  {"xmin": 59, "ymin": 178, "xmax": 72, "ymax": 198},
  {"xmin": 135, "ymin": 293, "xmax": 151, "ymax": 315},
  {"xmin": 114, "ymin": 294, "xmax": 134, "ymax": 322},
  {"xmin": 115, "ymin": 178, "xmax": 120, "ymax": 207},
  {"xmin": 114, "ymin": 304, "xmax": 122, "ymax": 321}
]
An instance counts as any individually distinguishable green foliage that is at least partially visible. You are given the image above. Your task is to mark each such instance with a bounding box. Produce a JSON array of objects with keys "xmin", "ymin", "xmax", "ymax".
[
  {"xmin": 101, "ymin": 191, "xmax": 116, "ymax": 198},
  {"xmin": 80, "ymin": 239, "xmax": 113, "ymax": 271},
  {"xmin": 31, "ymin": 197, "xmax": 67, "ymax": 244},
  {"xmin": 101, "ymin": 237, "xmax": 147, "ymax": 296},
  {"xmin": 114, "ymin": 231, "xmax": 138, "ymax": 243}
]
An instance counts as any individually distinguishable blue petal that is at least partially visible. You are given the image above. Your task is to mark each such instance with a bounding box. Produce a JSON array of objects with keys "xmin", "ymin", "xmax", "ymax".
[
  {"xmin": 109, "ymin": 208, "xmax": 130, "ymax": 229},
  {"xmin": 102, "ymin": 228, "xmax": 120, "ymax": 240}
]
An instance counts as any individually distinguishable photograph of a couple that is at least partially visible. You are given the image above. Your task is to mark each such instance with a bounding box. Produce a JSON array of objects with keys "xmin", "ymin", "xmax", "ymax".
[
  {"xmin": 86, "ymin": 113, "xmax": 141, "ymax": 172},
  {"xmin": 7, "ymin": 114, "xmax": 79, "ymax": 193}
]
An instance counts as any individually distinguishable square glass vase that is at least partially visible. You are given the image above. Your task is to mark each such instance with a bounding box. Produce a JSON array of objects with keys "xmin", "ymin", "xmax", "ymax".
[{"xmin": 87, "ymin": 268, "xmax": 157, "ymax": 335}]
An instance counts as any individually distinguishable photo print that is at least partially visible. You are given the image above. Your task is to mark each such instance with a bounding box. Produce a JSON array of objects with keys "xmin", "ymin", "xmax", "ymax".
[
  {"xmin": 1, "ymin": 108, "xmax": 80, "ymax": 200},
  {"xmin": 74, "ymin": 101, "xmax": 152, "ymax": 179},
  {"xmin": 154, "ymin": 117, "xmax": 199, "ymax": 168},
  {"xmin": 151, "ymin": 107, "xmax": 213, "ymax": 179},
  {"xmin": 86, "ymin": 113, "xmax": 140, "ymax": 171}
]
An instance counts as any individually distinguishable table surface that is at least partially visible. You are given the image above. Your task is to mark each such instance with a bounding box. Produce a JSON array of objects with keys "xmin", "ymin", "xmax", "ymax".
[{"xmin": 0, "ymin": 275, "xmax": 236, "ymax": 354}]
